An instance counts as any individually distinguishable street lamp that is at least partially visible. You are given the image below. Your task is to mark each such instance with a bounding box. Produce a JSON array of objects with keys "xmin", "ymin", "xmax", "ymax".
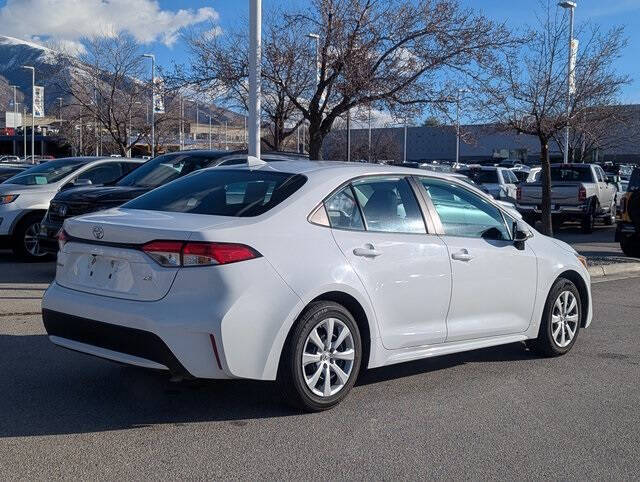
[
  {"xmin": 21, "ymin": 65, "xmax": 35, "ymax": 164},
  {"xmin": 128, "ymin": 101, "xmax": 142, "ymax": 158},
  {"xmin": 248, "ymin": 0, "xmax": 262, "ymax": 160},
  {"xmin": 559, "ymin": 0, "xmax": 577, "ymax": 164},
  {"xmin": 456, "ymin": 88, "xmax": 469, "ymax": 165},
  {"xmin": 307, "ymin": 33, "xmax": 320, "ymax": 86},
  {"xmin": 142, "ymin": 53, "xmax": 155, "ymax": 157}
]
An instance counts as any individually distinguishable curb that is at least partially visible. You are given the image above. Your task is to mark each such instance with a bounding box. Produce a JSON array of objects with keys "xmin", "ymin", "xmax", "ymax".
[{"xmin": 588, "ymin": 261, "xmax": 640, "ymax": 279}]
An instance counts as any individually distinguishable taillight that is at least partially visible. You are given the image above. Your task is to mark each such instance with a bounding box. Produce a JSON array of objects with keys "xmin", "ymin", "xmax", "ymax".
[
  {"xmin": 142, "ymin": 241, "xmax": 259, "ymax": 267},
  {"xmin": 56, "ymin": 229, "xmax": 68, "ymax": 251},
  {"xmin": 578, "ymin": 186, "xmax": 586, "ymax": 202},
  {"xmin": 142, "ymin": 241, "xmax": 183, "ymax": 267},
  {"xmin": 516, "ymin": 186, "xmax": 522, "ymax": 201}
]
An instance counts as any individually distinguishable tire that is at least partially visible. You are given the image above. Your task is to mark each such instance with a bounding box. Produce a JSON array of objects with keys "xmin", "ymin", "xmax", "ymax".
[
  {"xmin": 528, "ymin": 278, "xmax": 582, "ymax": 357},
  {"xmin": 581, "ymin": 204, "xmax": 595, "ymax": 234},
  {"xmin": 11, "ymin": 213, "xmax": 51, "ymax": 261},
  {"xmin": 278, "ymin": 301, "xmax": 362, "ymax": 412},
  {"xmin": 620, "ymin": 235, "xmax": 640, "ymax": 258},
  {"xmin": 604, "ymin": 201, "xmax": 616, "ymax": 226}
]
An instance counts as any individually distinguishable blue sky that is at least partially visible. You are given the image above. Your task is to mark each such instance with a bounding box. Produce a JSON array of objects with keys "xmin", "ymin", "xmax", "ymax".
[{"xmin": 2, "ymin": 0, "xmax": 639, "ymax": 101}]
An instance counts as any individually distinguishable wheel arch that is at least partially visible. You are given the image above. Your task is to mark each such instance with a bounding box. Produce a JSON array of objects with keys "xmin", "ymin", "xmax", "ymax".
[
  {"xmin": 10, "ymin": 209, "xmax": 47, "ymax": 235},
  {"xmin": 556, "ymin": 269, "xmax": 590, "ymax": 328},
  {"xmin": 277, "ymin": 290, "xmax": 373, "ymax": 376}
]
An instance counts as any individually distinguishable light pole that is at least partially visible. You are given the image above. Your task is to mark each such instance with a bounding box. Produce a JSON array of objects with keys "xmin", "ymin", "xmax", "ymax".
[
  {"xmin": 22, "ymin": 65, "xmax": 35, "ymax": 163},
  {"xmin": 249, "ymin": 0, "xmax": 262, "ymax": 160},
  {"xmin": 368, "ymin": 106, "xmax": 372, "ymax": 163},
  {"xmin": 10, "ymin": 85, "xmax": 18, "ymax": 155},
  {"xmin": 23, "ymin": 106, "xmax": 27, "ymax": 159},
  {"xmin": 559, "ymin": 1, "xmax": 577, "ymax": 164},
  {"xmin": 180, "ymin": 96, "xmax": 184, "ymax": 151},
  {"xmin": 307, "ymin": 33, "xmax": 320, "ymax": 85},
  {"xmin": 403, "ymin": 118, "xmax": 408, "ymax": 164},
  {"xmin": 128, "ymin": 101, "xmax": 142, "ymax": 157},
  {"xmin": 142, "ymin": 53, "xmax": 155, "ymax": 157},
  {"xmin": 348, "ymin": 111, "xmax": 353, "ymax": 161},
  {"xmin": 455, "ymin": 88, "xmax": 469, "ymax": 165}
]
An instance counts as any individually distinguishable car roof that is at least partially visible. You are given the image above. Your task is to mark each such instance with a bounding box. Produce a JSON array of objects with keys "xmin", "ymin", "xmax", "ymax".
[{"xmin": 209, "ymin": 159, "xmax": 458, "ymax": 181}]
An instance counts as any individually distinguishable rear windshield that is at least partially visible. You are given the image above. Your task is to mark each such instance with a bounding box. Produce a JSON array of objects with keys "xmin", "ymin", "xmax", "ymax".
[
  {"xmin": 124, "ymin": 169, "xmax": 307, "ymax": 217},
  {"xmin": 550, "ymin": 166, "xmax": 593, "ymax": 183},
  {"xmin": 3, "ymin": 158, "xmax": 87, "ymax": 185},
  {"xmin": 117, "ymin": 153, "xmax": 224, "ymax": 188},
  {"xmin": 458, "ymin": 169, "xmax": 499, "ymax": 184}
]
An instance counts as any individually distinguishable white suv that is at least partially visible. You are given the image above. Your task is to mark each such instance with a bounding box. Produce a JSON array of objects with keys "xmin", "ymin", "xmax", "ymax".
[{"xmin": 0, "ymin": 157, "xmax": 143, "ymax": 259}]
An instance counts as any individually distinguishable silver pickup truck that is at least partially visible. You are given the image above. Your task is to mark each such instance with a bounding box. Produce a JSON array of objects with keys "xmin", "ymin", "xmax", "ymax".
[{"xmin": 516, "ymin": 163, "xmax": 617, "ymax": 233}]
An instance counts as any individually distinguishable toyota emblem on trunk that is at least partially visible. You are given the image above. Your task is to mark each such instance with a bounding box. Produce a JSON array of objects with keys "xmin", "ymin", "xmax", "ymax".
[{"xmin": 92, "ymin": 226, "xmax": 104, "ymax": 239}]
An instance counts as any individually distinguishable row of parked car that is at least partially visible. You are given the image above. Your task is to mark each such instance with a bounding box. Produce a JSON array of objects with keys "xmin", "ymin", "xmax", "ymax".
[{"xmin": 0, "ymin": 151, "xmax": 308, "ymax": 260}]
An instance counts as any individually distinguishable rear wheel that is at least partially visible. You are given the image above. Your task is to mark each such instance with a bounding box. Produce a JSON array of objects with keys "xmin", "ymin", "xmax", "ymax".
[
  {"xmin": 11, "ymin": 213, "xmax": 50, "ymax": 261},
  {"xmin": 528, "ymin": 278, "xmax": 581, "ymax": 357},
  {"xmin": 581, "ymin": 207, "xmax": 595, "ymax": 234},
  {"xmin": 278, "ymin": 301, "xmax": 362, "ymax": 412}
]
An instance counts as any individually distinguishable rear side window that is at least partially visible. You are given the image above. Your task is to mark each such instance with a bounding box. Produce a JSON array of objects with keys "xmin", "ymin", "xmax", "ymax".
[
  {"xmin": 124, "ymin": 169, "xmax": 307, "ymax": 217},
  {"xmin": 325, "ymin": 186, "xmax": 365, "ymax": 231}
]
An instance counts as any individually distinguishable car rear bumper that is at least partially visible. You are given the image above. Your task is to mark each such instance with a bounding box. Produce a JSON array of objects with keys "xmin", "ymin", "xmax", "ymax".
[
  {"xmin": 517, "ymin": 204, "xmax": 587, "ymax": 216},
  {"xmin": 41, "ymin": 257, "xmax": 302, "ymax": 381}
]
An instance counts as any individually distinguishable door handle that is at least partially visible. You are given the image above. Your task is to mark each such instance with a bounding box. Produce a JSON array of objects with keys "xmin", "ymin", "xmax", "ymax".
[
  {"xmin": 353, "ymin": 244, "xmax": 382, "ymax": 258},
  {"xmin": 451, "ymin": 249, "xmax": 473, "ymax": 262}
]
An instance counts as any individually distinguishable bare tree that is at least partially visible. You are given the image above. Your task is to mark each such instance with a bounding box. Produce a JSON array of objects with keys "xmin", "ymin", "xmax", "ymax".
[
  {"xmin": 172, "ymin": 11, "xmax": 310, "ymax": 151},
  {"xmin": 477, "ymin": 2, "xmax": 630, "ymax": 235},
  {"xmin": 267, "ymin": 0, "xmax": 515, "ymax": 159},
  {"xmin": 54, "ymin": 35, "xmax": 161, "ymax": 156}
]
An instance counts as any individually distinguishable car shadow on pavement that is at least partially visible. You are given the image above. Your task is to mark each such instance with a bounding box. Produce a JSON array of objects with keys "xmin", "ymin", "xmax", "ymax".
[{"xmin": 0, "ymin": 333, "xmax": 534, "ymax": 437}]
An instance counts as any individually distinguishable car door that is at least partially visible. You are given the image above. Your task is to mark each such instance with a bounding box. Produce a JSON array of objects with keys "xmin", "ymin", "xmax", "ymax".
[
  {"xmin": 417, "ymin": 177, "xmax": 537, "ymax": 342},
  {"xmin": 327, "ymin": 176, "xmax": 451, "ymax": 349}
]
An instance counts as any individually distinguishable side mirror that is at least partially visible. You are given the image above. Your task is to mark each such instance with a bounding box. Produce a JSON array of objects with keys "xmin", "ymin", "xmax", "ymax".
[
  {"xmin": 73, "ymin": 178, "xmax": 93, "ymax": 186},
  {"xmin": 513, "ymin": 221, "xmax": 533, "ymax": 250}
]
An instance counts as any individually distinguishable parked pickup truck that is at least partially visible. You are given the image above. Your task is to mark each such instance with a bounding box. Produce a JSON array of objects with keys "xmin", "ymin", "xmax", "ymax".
[{"xmin": 516, "ymin": 163, "xmax": 617, "ymax": 233}]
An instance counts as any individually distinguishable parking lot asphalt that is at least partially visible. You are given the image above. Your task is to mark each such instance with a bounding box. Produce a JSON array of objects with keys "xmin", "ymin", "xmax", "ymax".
[{"xmin": 1, "ymin": 247, "xmax": 640, "ymax": 479}]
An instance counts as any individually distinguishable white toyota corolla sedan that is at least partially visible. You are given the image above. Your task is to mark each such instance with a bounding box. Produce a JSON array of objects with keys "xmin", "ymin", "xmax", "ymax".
[{"xmin": 42, "ymin": 160, "xmax": 592, "ymax": 411}]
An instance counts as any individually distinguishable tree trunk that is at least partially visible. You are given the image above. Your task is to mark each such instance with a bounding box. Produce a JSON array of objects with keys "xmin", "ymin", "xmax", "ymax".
[
  {"xmin": 308, "ymin": 126, "xmax": 324, "ymax": 160},
  {"xmin": 539, "ymin": 138, "xmax": 553, "ymax": 236}
]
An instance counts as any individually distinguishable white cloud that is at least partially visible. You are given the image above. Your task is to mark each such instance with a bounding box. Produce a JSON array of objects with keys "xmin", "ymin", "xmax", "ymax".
[{"xmin": 0, "ymin": 0, "xmax": 218, "ymax": 51}]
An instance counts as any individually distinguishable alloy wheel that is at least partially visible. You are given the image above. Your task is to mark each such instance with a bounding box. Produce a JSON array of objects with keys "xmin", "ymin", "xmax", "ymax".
[
  {"xmin": 302, "ymin": 317, "xmax": 355, "ymax": 397},
  {"xmin": 24, "ymin": 222, "xmax": 46, "ymax": 257},
  {"xmin": 551, "ymin": 291, "xmax": 579, "ymax": 348}
]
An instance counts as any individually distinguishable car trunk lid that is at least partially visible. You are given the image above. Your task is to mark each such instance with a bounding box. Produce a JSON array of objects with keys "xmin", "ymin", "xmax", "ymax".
[{"xmin": 56, "ymin": 208, "xmax": 238, "ymax": 301}]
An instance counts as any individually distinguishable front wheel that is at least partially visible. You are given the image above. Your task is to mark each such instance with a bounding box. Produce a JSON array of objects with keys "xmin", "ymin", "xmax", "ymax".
[
  {"xmin": 11, "ymin": 213, "xmax": 50, "ymax": 261},
  {"xmin": 528, "ymin": 279, "xmax": 582, "ymax": 357},
  {"xmin": 278, "ymin": 301, "xmax": 362, "ymax": 412}
]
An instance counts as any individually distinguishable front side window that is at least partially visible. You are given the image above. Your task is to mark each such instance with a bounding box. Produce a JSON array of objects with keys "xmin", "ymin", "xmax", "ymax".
[
  {"xmin": 420, "ymin": 178, "xmax": 510, "ymax": 240},
  {"xmin": 124, "ymin": 169, "xmax": 306, "ymax": 217},
  {"xmin": 351, "ymin": 177, "xmax": 426, "ymax": 234},
  {"xmin": 77, "ymin": 163, "xmax": 122, "ymax": 185},
  {"xmin": 324, "ymin": 186, "xmax": 365, "ymax": 231}
]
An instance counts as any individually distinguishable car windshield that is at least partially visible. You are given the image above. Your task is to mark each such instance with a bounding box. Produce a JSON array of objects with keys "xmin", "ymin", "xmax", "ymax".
[
  {"xmin": 3, "ymin": 158, "xmax": 88, "ymax": 185},
  {"xmin": 124, "ymin": 169, "xmax": 307, "ymax": 217},
  {"xmin": 550, "ymin": 166, "xmax": 593, "ymax": 183},
  {"xmin": 459, "ymin": 169, "xmax": 499, "ymax": 184},
  {"xmin": 117, "ymin": 153, "xmax": 224, "ymax": 188}
]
